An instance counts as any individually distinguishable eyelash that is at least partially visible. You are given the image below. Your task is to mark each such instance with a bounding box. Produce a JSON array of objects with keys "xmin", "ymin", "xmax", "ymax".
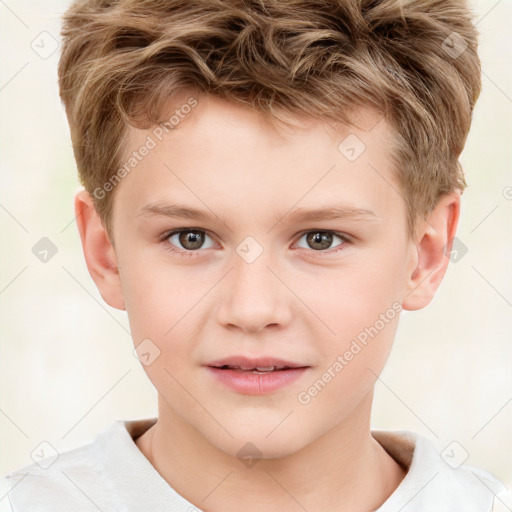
[{"xmin": 159, "ymin": 228, "xmax": 352, "ymax": 258}]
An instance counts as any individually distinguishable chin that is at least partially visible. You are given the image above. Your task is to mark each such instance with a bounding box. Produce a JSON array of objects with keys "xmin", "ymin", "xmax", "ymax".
[{"xmin": 207, "ymin": 426, "xmax": 310, "ymax": 462}]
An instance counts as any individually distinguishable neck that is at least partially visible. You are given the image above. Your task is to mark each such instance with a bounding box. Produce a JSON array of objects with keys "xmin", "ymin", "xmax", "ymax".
[{"xmin": 136, "ymin": 389, "xmax": 406, "ymax": 512}]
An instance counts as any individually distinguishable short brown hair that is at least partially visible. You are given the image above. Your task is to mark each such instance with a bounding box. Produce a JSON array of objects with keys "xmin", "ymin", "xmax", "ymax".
[{"xmin": 58, "ymin": 0, "xmax": 481, "ymax": 243}]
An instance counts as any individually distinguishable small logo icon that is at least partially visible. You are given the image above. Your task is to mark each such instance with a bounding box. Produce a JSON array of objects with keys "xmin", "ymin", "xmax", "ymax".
[
  {"xmin": 442, "ymin": 32, "xmax": 468, "ymax": 59},
  {"xmin": 31, "ymin": 441, "xmax": 59, "ymax": 469},
  {"xmin": 502, "ymin": 186, "xmax": 512, "ymax": 201},
  {"xmin": 133, "ymin": 338, "xmax": 161, "ymax": 366},
  {"xmin": 338, "ymin": 134, "xmax": 366, "ymax": 162},
  {"xmin": 443, "ymin": 236, "xmax": 468, "ymax": 263},
  {"xmin": 30, "ymin": 31, "xmax": 59, "ymax": 59},
  {"xmin": 237, "ymin": 442, "xmax": 262, "ymax": 468},
  {"xmin": 32, "ymin": 237, "xmax": 58, "ymax": 263},
  {"xmin": 236, "ymin": 236, "xmax": 264, "ymax": 264},
  {"xmin": 441, "ymin": 440, "xmax": 469, "ymax": 469}
]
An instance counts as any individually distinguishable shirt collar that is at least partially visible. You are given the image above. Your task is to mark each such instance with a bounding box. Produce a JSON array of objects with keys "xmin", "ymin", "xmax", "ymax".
[{"xmin": 98, "ymin": 418, "xmax": 508, "ymax": 512}]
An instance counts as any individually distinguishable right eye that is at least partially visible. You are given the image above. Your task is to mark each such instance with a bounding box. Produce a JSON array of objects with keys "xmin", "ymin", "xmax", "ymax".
[{"xmin": 162, "ymin": 229, "xmax": 216, "ymax": 256}]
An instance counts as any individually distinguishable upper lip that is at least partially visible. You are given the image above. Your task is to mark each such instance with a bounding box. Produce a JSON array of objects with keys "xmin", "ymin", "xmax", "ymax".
[{"xmin": 205, "ymin": 356, "xmax": 309, "ymax": 370}]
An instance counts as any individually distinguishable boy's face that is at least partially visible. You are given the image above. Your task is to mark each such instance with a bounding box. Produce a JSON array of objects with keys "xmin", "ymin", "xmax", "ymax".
[{"xmin": 78, "ymin": 94, "xmax": 456, "ymax": 458}]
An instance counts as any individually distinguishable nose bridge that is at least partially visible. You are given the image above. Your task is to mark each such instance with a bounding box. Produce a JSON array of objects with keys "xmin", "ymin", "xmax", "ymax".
[{"xmin": 216, "ymin": 243, "xmax": 291, "ymax": 333}]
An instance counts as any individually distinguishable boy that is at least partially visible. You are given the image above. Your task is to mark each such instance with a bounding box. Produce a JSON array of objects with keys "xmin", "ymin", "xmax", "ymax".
[{"xmin": 1, "ymin": 0, "xmax": 510, "ymax": 510}]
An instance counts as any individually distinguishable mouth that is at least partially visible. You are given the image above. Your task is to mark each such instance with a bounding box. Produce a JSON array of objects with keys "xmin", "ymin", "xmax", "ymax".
[{"xmin": 204, "ymin": 356, "xmax": 311, "ymax": 395}]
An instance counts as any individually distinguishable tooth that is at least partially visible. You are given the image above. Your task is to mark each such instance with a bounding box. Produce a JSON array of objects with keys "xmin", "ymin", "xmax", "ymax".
[
  {"xmin": 237, "ymin": 366, "xmax": 276, "ymax": 371},
  {"xmin": 222, "ymin": 365, "xmax": 288, "ymax": 372}
]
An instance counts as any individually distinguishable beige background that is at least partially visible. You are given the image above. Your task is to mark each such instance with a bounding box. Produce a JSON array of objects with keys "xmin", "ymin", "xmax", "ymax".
[{"xmin": 1, "ymin": 0, "xmax": 511, "ymax": 494}]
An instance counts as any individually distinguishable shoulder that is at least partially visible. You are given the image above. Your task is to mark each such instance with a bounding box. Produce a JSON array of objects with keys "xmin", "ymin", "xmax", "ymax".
[
  {"xmin": 0, "ymin": 476, "xmax": 13, "ymax": 512},
  {"xmin": 0, "ymin": 433, "xmax": 104, "ymax": 512},
  {"xmin": 373, "ymin": 429, "xmax": 510, "ymax": 512},
  {"xmin": 0, "ymin": 417, "xmax": 158, "ymax": 512},
  {"xmin": 490, "ymin": 485, "xmax": 512, "ymax": 512},
  {"xmin": 0, "ymin": 418, "xmax": 149, "ymax": 512}
]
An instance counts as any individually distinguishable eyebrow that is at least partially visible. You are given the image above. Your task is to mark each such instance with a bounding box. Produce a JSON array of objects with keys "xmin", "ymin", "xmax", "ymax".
[{"xmin": 137, "ymin": 201, "xmax": 379, "ymax": 225}]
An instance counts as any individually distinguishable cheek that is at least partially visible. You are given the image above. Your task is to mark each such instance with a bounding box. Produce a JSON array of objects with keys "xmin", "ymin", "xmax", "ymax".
[
  {"xmin": 291, "ymin": 252, "xmax": 404, "ymax": 398},
  {"xmin": 119, "ymin": 262, "xmax": 181, "ymax": 344},
  {"xmin": 293, "ymin": 253, "xmax": 403, "ymax": 335},
  {"xmin": 120, "ymin": 262, "xmax": 207, "ymax": 384},
  {"xmin": 296, "ymin": 309, "xmax": 400, "ymax": 425}
]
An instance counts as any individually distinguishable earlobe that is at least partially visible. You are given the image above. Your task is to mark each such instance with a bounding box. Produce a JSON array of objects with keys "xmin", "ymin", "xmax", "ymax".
[
  {"xmin": 74, "ymin": 189, "xmax": 126, "ymax": 311},
  {"xmin": 402, "ymin": 191, "xmax": 461, "ymax": 311}
]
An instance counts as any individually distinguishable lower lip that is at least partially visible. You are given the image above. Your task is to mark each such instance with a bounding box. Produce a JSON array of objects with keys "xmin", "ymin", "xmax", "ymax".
[{"xmin": 205, "ymin": 367, "xmax": 309, "ymax": 395}]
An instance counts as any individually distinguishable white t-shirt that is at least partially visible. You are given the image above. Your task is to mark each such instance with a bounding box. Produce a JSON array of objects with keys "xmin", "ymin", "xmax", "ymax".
[{"xmin": 1, "ymin": 417, "xmax": 509, "ymax": 511}]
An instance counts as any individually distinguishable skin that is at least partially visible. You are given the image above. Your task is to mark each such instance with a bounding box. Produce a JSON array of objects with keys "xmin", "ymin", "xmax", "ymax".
[{"xmin": 75, "ymin": 92, "xmax": 460, "ymax": 511}]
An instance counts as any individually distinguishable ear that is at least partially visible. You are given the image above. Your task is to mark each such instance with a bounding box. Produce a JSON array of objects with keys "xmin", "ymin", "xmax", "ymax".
[
  {"xmin": 74, "ymin": 189, "xmax": 126, "ymax": 310},
  {"xmin": 402, "ymin": 191, "xmax": 461, "ymax": 311}
]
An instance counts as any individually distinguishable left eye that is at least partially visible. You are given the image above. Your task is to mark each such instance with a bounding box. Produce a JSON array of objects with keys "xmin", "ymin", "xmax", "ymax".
[
  {"xmin": 296, "ymin": 231, "xmax": 348, "ymax": 252},
  {"xmin": 165, "ymin": 229, "xmax": 215, "ymax": 252}
]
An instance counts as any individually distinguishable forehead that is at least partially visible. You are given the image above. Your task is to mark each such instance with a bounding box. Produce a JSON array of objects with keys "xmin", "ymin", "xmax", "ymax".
[
  {"xmin": 114, "ymin": 94, "xmax": 403, "ymax": 229},
  {"xmin": 123, "ymin": 92, "xmax": 391, "ymax": 156}
]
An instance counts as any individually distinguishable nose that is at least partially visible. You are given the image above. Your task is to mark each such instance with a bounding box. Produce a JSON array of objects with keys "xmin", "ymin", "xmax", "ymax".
[{"xmin": 216, "ymin": 250, "xmax": 292, "ymax": 334}]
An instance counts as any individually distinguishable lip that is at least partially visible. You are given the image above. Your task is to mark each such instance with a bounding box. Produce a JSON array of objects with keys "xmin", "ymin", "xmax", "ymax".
[{"xmin": 204, "ymin": 356, "xmax": 310, "ymax": 395}]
